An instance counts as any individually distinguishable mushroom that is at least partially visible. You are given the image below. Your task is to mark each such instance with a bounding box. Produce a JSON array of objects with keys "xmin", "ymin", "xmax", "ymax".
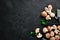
[
  {"xmin": 37, "ymin": 33, "xmax": 42, "ymax": 38},
  {"xmin": 43, "ymin": 27, "xmax": 48, "ymax": 33},
  {"xmin": 50, "ymin": 31, "xmax": 54, "ymax": 37},
  {"xmin": 52, "ymin": 25, "xmax": 57, "ymax": 30},
  {"xmin": 57, "ymin": 25, "xmax": 60, "ymax": 30},
  {"xmin": 50, "ymin": 12, "xmax": 55, "ymax": 17},
  {"xmin": 35, "ymin": 28, "xmax": 40, "ymax": 33},
  {"xmin": 45, "ymin": 15, "xmax": 51, "ymax": 20},
  {"xmin": 54, "ymin": 29, "xmax": 59, "ymax": 34},
  {"xmin": 55, "ymin": 35, "xmax": 60, "ymax": 40},
  {"xmin": 47, "ymin": 26, "xmax": 52, "ymax": 31},
  {"xmin": 41, "ymin": 11, "xmax": 48, "ymax": 17},
  {"xmin": 50, "ymin": 37, "xmax": 55, "ymax": 40},
  {"xmin": 45, "ymin": 33, "xmax": 50, "ymax": 38},
  {"xmin": 48, "ymin": 4, "xmax": 52, "ymax": 10},
  {"xmin": 45, "ymin": 7, "xmax": 49, "ymax": 13}
]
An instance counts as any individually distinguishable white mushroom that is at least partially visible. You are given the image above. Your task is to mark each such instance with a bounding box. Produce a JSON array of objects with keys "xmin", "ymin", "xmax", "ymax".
[
  {"xmin": 45, "ymin": 33, "xmax": 50, "ymax": 38},
  {"xmin": 50, "ymin": 12, "xmax": 55, "ymax": 17},
  {"xmin": 50, "ymin": 31, "xmax": 54, "ymax": 37},
  {"xmin": 47, "ymin": 26, "xmax": 52, "ymax": 31},
  {"xmin": 45, "ymin": 15, "xmax": 51, "ymax": 20},
  {"xmin": 41, "ymin": 11, "xmax": 48, "ymax": 17},
  {"xmin": 43, "ymin": 27, "xmax": 48, "ymax": 33},
  {"xmin": 54, "ymin": 29, "xmax": 59, "ymax": 34},
  {"xmin": 48, "ymin": 4, "xmax": 52, "ymax": 10},
  {"xmin": 37, "ymin": 33, "xmax": 42, "ymax": 38},
  {"xmin": 52, "ymin": 25, "xmax": 57, "ymax": 30},
  {"xmin": 35, "ymin": 28, "xmax": 40, "ymax": 33}
]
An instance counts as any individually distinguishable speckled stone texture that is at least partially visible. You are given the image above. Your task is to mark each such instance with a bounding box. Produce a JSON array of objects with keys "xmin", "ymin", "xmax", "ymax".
[{"xmin": 0, "ymin": 0, "xmax": 60, "ymax": 40}]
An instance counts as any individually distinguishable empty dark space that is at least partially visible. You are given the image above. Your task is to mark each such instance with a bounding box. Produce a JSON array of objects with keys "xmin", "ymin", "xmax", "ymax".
[{"xmin": 0, "ymin": 0, "xmax": 60, "ymax": 40}]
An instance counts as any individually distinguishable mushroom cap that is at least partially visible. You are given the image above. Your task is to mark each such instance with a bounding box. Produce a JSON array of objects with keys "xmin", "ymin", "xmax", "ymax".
[
  {"xmin": 54, "ymin": 29, "xmax": 59, "ymax": 34},
  {"xmin": 50, "ymin": 31, "xmax": 54, "ymax": 37},
  {"xmin": 45, "ymin": 33, "xmax": 50, "ymax": 38},
  {"xmin": 50, "ymin": 37, "xmax": 55, "ymax": 40},
  {"xmin": 47, "ymin": 26, "xmax": 52, "ymax": 31},
  {"xmin": 50, "ymin": 12, "xmax": 55, "ymax": 17},
  {"xmin": 45, "ymin": 15, "xmax": 51, "ymax": 20},
  {"xmin": 37, "ymin": 33, "xmax": 42, "ymax": 38},
  {"xmin": 41, "ymin": 11, "xmax": 47, "ymax": 17},
  {"xmin": 57, "ymin": 25, "xmax": 60, "ymax": 30},
  {"xmin": 43, "ymin": 27, "xmax": 48, "ymax": 33},
  {"xmin": 55, "ymin": 35, "xmax": 60, "ymax": 40},
  {"xmin": 52, "ymin": 25, "xmax": 57, "ymax": 30},
  {"xmin": 48, "ymin": 4, "xmax": 52, "ymax": 10},
  {"xmin": 35, "ymin": 28, "xmax": 40, "ymax": 33}
]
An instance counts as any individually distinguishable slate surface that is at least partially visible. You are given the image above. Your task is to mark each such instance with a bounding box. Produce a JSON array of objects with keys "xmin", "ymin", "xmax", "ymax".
[{"xmin": 0, "ymin": 0, "xmax": 60, "ymax": 40}]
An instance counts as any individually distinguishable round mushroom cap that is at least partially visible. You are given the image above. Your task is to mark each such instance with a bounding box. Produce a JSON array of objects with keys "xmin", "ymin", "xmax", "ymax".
[
  {"xmin": 50, "ymin": 31, "xmax": 54, "ymax": 37},
  {"xmin": 58, "ymin": 25, "xmax": 60, "ymax": 30},
  {"xmin": 50, "ymin": 37, "xmax": 55, "ymax": 40},
  {"xmin": 45, "ymin": 33, "xmax": 50, "ymax": 38},
  {"xmin": 50, "ymin": 12, "xmax": 55, "ymax": 17},
  {"xmin": 41, "ymin": 11, "xmax": 47, "ymax": 17},
  {"xmin": 52, "ymin": 25, "xmax": 57, "ymax": 30},
  {"xmin": 43, "ymin": 27, "xmax": 48, "ymax": 33},
  {"xmin": 55, "ymin": 35, "xmax": 60, "ymax": 40}
]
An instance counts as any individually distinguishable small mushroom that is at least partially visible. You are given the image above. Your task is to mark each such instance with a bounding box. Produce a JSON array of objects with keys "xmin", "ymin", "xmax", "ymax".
[
  {"xmin": 47, "ymin": 26, "xmax": 52, "ymax": 31},
  {"xmin": 54, "ymin": 29, "xmax": 59, "ymax": 34},
  {"xmin": 35, "ymin": 28, "xmax": 40, "ymax": 33},
  {"xmin": 50, "ymin": 31, "xmax": 54, "ymax": 37},
  {"xmin": 45, "ymin": 33, "xmax": 50, "ymax": 38},
  {"xmin": 37, "ymin": 33, "xmax": 42, "ymax": 38},
  {"xmin": 45, "ymin": 15, "xmax": 51, "ymax": 20},
  {"xmin": 52, "ymin": 25, "xmax": 57, "ymax": 30},
  {"xmin": 55, "ymin": 35, "xmax": 60, "ymax": 40},
  {"xmin": 57, "ymin": 25, "xmax": 60, "ymax": 30},
  {"xmin": 48, "ymin": 4, "xmax": 52, "ymax": 10},
  {"xmin": 45, "ymin": 7, "xmax": 49, "ymax": 13},
  {"xmin": 50, "ymin": 37, "xmax": 55, "ymax": 40},
  {"xmin": 50, "ymin": 12, "xmax": 55, "ymax": 17},
  {"xmin": 43, "ymin": 27, "xmax": 48, "ymax": 33},
  {"xmin": 41, "ymin": 11, "xmax": 48, "ymax": 17}
]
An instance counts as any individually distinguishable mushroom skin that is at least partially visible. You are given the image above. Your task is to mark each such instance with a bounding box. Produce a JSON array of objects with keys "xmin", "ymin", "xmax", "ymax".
[
  {"xmin": 50, "ymin": 31, "xmax": 54, "ymax": 37},
  {"xmin": 41, "ymin": 11, "xmax": 47, "ymax": 17},
  {"xmin": 43, "ymin": 27, "xmax": 48, "ymax": 33},
  {"xmin": 54, "ymin": 29, "xmax": 59, "ymax": 34},
  {"xmin": 37, "ymin": 33, "xmax": 42, "ymax": 38},
  {"xmin": 52, "ymin": 25, "xmax": 57, "ymax": 30},
  {"xmin": 50, "ymin": 12, "xmax": 55, "ymax": 17},
  {"xmin": 55, "ymin": 35, "xmax": 60, "ymax": 40},
  {"xmin": 48, "ymin": 4, "xmax": 52, "ymax": 10},
  {"xmin": 57, "ymin": 25, "xmax": 60, "ymax": 30},
  {"xmin": 47, "ymin": 26, "xmax": 52, "ymax": 31},
  {"xmin": 45, "ymin": 33, "xmax": 50, "ymax": 38},
  {"xmin": 35, "ymin": 28, "xmax": 40, "ymax": 33},
  {"xmin": 45, "ymin": 15, "xmax": 51, "ymax": 20},
  {"xmin": 50, "ymin": 37, "xmax": 55, "ymax": 40}
]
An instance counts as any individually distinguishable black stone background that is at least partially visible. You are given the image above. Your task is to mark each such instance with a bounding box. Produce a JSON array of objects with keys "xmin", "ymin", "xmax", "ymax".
[{"xmin": 0, "ymin": 0, "xmax": 60, "ymax": 40}]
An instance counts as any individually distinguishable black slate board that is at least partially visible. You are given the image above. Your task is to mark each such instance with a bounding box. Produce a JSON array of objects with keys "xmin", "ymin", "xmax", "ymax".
[{"xmin": 0, "ymin": 0, "xmax": 60, "ymax": 40}]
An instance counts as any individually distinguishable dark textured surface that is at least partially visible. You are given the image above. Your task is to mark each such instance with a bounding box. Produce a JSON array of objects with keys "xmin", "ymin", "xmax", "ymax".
[{"xmin": 0, "ymin": 0, "xmax": 60, "ymax": 40}]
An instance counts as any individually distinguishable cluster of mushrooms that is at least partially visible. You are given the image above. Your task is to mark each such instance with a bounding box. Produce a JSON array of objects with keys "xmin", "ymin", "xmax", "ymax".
[
  {"xmin": 35, "ymin": 25, "xmax": 60, "ymax": 40},
  {"xmin": 41, "ymin": 4, "xmax": 55, "ymax": 20}
]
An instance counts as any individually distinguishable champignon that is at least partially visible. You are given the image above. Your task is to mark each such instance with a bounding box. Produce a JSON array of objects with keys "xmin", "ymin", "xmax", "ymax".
[
  {"xmin": 41, "ymin": 11, "xmax": 47, "ymax": 17},
  {"xmin": 45, "ymin": 33, "xmax": 50, "ymax": 38},
  {"xmin": 50, "ymin": 37, "xmax": 55, "ymax": 40},
  {"xmin": 50, "ymin": 31, "xmax": 54, "ymax": 37},
  {"xmin": 55, "ymin": 35, "xmax": 60, "ymax": 40},
  {"xmin": 37, "ymin": 33, "xmax": 42, "ymax": 38},
  {"xmin": 47, "ymin": 26, "xmax": 52, "ymax": 31},
  {"xmin": 35, "ymin": 28, "xmax": 40, "ymax": 33},
  {"xmin": 45, "ymin": 15, "xmax": 51, "ymax": 20},
  {"xmin": 50, "ymin": 12, "xmax": 55, "ymax": 17},
  {"xmin": 57, "ymin": 25, "xmax": 60, "ymax": 30},
  {"xmin": 43, "ymin": 27, "xmax": 48, "ymax": 33}
]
